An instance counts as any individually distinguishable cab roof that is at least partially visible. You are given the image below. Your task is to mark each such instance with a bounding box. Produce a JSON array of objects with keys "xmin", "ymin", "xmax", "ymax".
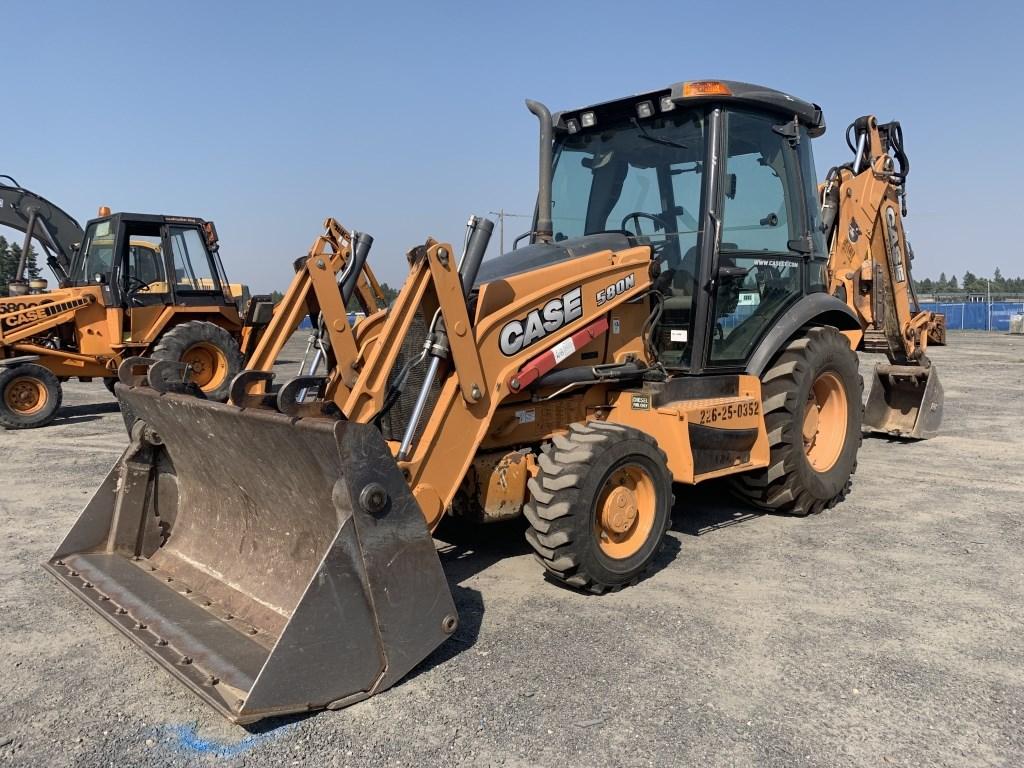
[
  {"xmin": 553, "ymin": 79, "xmax": 825, "ymax": 138},
  {"xmin": 85, "ymin": 212, "xmax": 209, "ymax": 227}
]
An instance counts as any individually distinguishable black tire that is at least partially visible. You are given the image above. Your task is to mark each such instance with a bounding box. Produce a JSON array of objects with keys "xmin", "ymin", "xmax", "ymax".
[
  {"xmin": 524, "ymin": 421, "xmax": 674, "ymax": 594},
  {"xmin": 0, "ymin": 363, "xmax": 63, "ymax": 429},
  {"xmin": 150, "ymin": 320, "xmax": 242, "ymax": 402},
  {"xmin": 729, "ymin": 325, "xmax": 862, "ymax": 516}
]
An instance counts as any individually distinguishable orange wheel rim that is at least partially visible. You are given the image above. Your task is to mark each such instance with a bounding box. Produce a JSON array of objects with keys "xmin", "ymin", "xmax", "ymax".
[
  {"xmin": 181, "ymin": 342, "xmax": 228, "ymax": 391},
  {"xmin": 803, "ymin": 371, "xmax": 848, "ymax": 471},
  {"xmin": 594, "ymin": 464, "xmax": 657, "ymax": 559},
  {"xmin": 4, "ymin": 376, "xmax": 48, "ymax": 415}
]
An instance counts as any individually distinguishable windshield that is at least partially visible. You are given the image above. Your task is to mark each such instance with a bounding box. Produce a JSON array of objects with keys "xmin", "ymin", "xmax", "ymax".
[
  {"xmin": 70, "ymin": 219, "xmax": 117, "ymax": 283},
  {"xmin": 550, "ymin": 110, "xmax": 706, "ymax": 275}
]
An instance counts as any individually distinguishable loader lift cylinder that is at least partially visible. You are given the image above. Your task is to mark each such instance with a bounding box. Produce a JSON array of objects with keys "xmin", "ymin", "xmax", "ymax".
[{"xmin": 397, "ymin": 216, "xmax": 492, "ymax": 460}]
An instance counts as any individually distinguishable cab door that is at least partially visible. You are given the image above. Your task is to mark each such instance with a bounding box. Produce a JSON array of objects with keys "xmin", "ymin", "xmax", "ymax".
[
  {"xmin": 166, "ymin": 225, "xmax": 228, "ymax": 306},
  {"xmin": 113, "ymin": 223, "xmax": 173, "ymax": 342},
  {"xmin": 702, "ymin": 108, "xmax": 814, "ymax": 369}
]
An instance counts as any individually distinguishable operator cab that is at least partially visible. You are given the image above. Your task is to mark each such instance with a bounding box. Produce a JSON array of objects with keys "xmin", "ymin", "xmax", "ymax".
[
  {"xmin": 543, "ymin": 80, "xmax": 829, "ymax": 372},
  {"xmin": 68, "ymin": 213, "xmax": 234, "ymax": 310}
]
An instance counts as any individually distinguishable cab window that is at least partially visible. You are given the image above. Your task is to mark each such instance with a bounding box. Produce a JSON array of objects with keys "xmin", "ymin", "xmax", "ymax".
[
  {"xmin": 73, "ymin": 220, "xmax": 116, "ymax": 283},
  {"xmin": 169, "ymin": 226, "xmax": 218, "ymax": 292},
  {"xmin": 549, "ymin": 109, "xmax": 707, "ymax": 367}
]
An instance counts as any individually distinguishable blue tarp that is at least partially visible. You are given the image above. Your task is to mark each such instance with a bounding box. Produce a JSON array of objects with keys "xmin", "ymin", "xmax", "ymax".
[{"xmin": 919, "ymin": 302, "xmax": 1024, "ymax": 332}]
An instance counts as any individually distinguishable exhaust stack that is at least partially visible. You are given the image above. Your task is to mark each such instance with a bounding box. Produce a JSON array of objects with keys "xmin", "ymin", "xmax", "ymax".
[{"xmin": 525, "ymin": 99, "xmax": 553, "ymax": 244}]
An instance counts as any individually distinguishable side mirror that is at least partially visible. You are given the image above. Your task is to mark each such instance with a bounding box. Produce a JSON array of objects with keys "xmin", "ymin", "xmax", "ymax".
[
  {"xmin": 726, "ymin": 173, "xmax": 737, "ymax": 200},
  {"xmin": 203, "ymin": 221, "xmax": 219, "ymax": 249}
]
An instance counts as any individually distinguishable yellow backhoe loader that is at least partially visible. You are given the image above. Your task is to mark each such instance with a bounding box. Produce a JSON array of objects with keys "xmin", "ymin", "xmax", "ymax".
[
  {"xmin": 819, "ymin": 117, "xmax": 943, "ymax": 438},
  {"xmin": 48, "ymin": 80, "xmax": 922, "ymax": 723},
  {"xmin": 0, "ymin": 180, "xmax": 273, "ymax": 428}
]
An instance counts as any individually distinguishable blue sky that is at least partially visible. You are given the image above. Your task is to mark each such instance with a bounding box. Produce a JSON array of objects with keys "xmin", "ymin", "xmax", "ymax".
[{"xmin": 4, "ymin": 0, "xmax": 1019, "ymax": 291}]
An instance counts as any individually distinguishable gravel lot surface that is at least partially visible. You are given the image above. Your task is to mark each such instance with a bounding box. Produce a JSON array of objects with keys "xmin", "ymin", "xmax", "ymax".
[{"xmin": 1, "ymin": 332, "xmax": 1021, "ymax": 767}]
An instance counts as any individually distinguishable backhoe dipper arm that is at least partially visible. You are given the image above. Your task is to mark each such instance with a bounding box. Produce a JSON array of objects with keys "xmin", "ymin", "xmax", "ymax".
[
  {"xmin": 0, "ymin": 178, "xmax": 85, "ymax": 284},
  {"xmin": 823, "ymin": 116, "xmax": 944, "ymax": 439},
  {"xmin": 822, "ymin": 116, "xmax": 938, "ymax": 365}
]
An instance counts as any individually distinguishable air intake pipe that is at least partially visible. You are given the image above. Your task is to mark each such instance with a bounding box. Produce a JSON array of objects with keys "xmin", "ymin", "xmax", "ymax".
[
  {"xmin": 340, "ymin": 231, "xmax": 374, "ymax": 306},
  {"xmin": 525, "ymin": 99, "xmax": 554, "ymax": 244},
  {"xmin": 459, "ymin": 215, "xmax": 494, "ymax": 297}
]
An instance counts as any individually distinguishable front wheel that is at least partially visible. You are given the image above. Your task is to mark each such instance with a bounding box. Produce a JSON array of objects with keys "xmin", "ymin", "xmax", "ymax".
[
  {"xmin": 524, "ymin": 421, "xmax": 673, "ymax": 593},
  {"xmin": 150, "ymin": 321, "xmax": 243, "ymax": 402},
  {"xmin": 0, "ymin": 363, "xmax": 63, "ymax": 429},
  {"xmin": 729, "ymin": 325, "xmax": 862, "ymax": 516}
]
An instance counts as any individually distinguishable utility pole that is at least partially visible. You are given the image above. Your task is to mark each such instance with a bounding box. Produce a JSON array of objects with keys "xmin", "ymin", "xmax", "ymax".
[
  {"xmin": 986, "ymin": 276, "xmax": 992, "ymax": 331},
  {"xmin": 487, "ymin": 209, "xmax": 530, "ymax": 255}
]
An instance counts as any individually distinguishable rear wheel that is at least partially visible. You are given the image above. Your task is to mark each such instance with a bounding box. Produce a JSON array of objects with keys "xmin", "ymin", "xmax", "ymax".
[
  {"xmin": 151, "ymin": 321, "xmax": 242, "ymax": 402},
  {"xmin": 524, "ymin": 421, "xmax": 673, "ymax": 593},
  {"xmin": 729, "ymin": 325, "xmax": 862, "ymax": 516},
  {"xmin": 0, "ymin": 363, "xmax": 62, "ymax": 429}
]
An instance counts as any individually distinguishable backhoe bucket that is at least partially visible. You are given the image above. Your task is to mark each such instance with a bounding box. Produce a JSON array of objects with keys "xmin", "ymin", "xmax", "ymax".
[
  {"xmin": 44, "ymin": 386, "xmax": 457, "ymax": 723},
  {"xmin": 864, "ymin": 363, "xmax": 944, "ymax": 439}
]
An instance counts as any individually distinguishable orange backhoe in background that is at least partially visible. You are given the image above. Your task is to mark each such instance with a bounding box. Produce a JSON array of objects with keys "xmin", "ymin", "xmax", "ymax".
[{"xmin": 0, "ymin": 179, "xmax": 273, "ymax": 428}]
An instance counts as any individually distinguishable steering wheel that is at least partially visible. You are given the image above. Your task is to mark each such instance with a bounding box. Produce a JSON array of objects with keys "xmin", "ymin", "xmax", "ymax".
[
  {"xmin": 125, "ymin": 275, "xmax": 150, "ymax": 293},
  {"xmin": 125, "ymin": 276, "xmax": 152, "ymax": 305},
  {"xmin": 621, "ymin": 211, "xmax": 670, "ymax": 236},
  {"xmin": 620, "ymin": 211, "xmax": 673, "ymax": 256}
]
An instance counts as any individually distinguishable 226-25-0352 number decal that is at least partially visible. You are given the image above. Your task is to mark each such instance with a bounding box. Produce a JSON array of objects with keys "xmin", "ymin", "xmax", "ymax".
[{"xmin": 698, "ymin": 400, "xmax": 760, "ymax": 425}]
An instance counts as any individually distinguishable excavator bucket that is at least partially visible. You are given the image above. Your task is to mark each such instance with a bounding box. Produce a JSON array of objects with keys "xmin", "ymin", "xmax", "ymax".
[
  {"xmin": 864, "ymin": 363, "xmax": 944, "ymax": 439},
  {"xmin": 44, "ymin": 385, "xmax": 457, "ymax": 723}
]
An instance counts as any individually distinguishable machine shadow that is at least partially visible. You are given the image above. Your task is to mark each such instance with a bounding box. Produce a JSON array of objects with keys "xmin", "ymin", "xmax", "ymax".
[
  {"xmin": 670, "ymin": 480, "xmax": 763, "ymax": 536},
  {"xmin": 409, "ymin": 519, "xmax": 533, "ymax": 678},
  {"xmin": 249, "ymin": 490, "xmax": 747, "ymax": 733},
  {"xmin": 53, "ymin": 401, "xmax": 122, "ymax": 424},
  {"xmin": 861, "ymin": 432, "xmax": 921, "ymax": 444}
]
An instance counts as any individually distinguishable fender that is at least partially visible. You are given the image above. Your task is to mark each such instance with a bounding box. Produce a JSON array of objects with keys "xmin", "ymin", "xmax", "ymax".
[{"xmin": 745, "ymin": 293, "xmax": 860, "ymax": 377}]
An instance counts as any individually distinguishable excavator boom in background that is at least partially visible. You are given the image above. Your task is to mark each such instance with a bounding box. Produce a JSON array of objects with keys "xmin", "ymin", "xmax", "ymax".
[
  {"xmin": 0, "ymin": 175, "xmax": 80, "ymax": 286},
  {"xmin": 48, "ymin": 79, "xmax": 933, "ymax": 723}
]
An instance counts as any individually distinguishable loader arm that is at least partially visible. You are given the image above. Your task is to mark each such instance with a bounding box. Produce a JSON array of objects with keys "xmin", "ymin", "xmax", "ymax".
[
  {"xmin": 821, "ymin": 116, "xmax": 943, "ymax": 437},
  {"xmin": 0, "ymin": 177, "xmax": 84, "ymax": 283},
  {"xmin": 238, "ymin": 218, "xmax": 386, "ymax": 394}
]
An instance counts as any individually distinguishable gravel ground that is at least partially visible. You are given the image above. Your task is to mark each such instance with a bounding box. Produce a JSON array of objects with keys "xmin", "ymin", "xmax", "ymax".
[{"xmin": 1, "ymin": 331, "xmax": 1022, "ymax": 767}]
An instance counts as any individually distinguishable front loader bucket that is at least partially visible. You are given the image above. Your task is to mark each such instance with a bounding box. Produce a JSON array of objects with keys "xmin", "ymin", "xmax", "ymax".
[
  {"xmin": 44, "ymin": 386, "xmax": 457, "ymax": 723},
  {"xmin": 864, "ymin": 363, "xmax": 944, "ymax": 439}
]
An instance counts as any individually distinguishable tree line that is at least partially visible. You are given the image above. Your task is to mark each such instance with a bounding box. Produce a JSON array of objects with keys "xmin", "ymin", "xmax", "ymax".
[
  {"xmin": 914, "ymin": 268, "xmax": 1024, "ymax": 295},
  {"xmin": 0, "ymin": 235, "xmax": 42, "ymax": 293}
]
